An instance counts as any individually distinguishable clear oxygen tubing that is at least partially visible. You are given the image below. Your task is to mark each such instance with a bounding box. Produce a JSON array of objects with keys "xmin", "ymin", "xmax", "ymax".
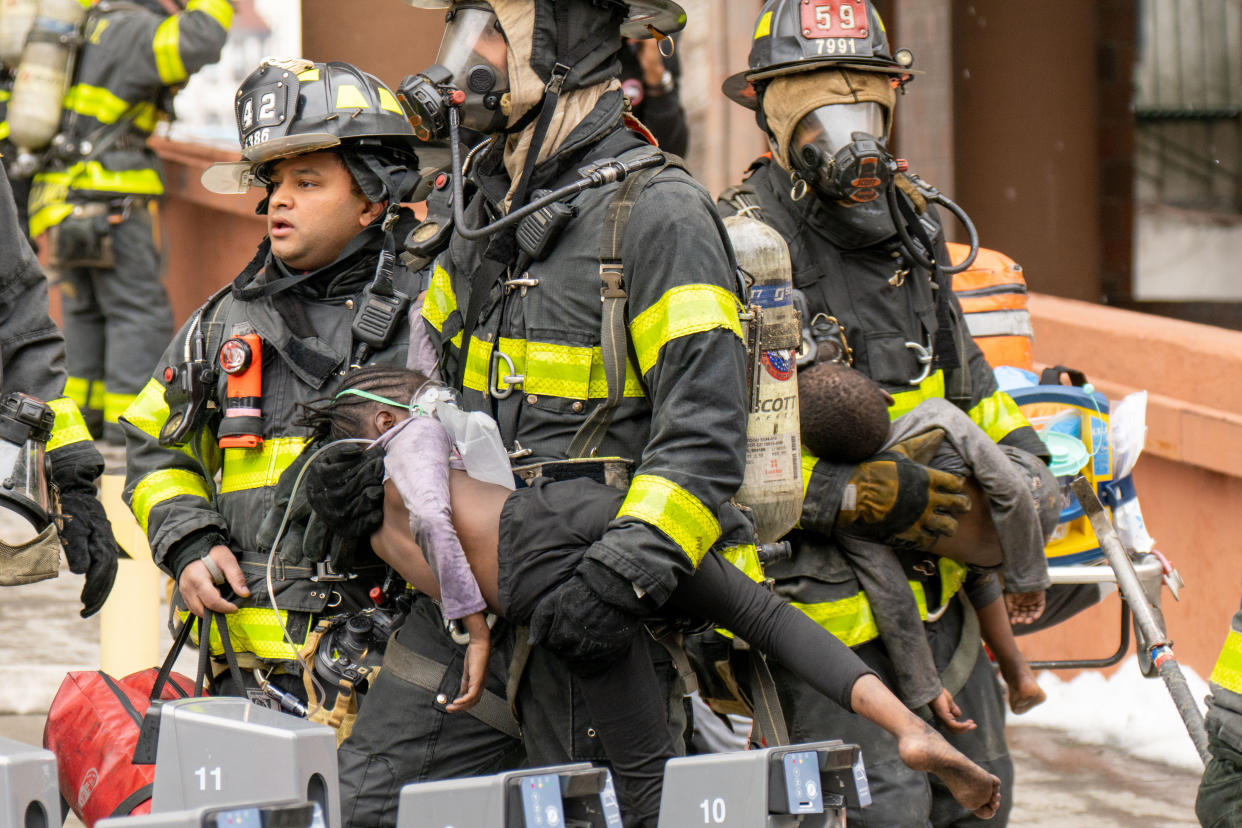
[
  {"xmin": 263, "ymin": 436, "xmax": 374, "ymax": 710},
  {"xmin": 886, "ymin": 175, "xmax": 980, "ymax": 275},
  {"xmin": 445, "ymin": 103, "xmax": 665, "ymax": 241}
]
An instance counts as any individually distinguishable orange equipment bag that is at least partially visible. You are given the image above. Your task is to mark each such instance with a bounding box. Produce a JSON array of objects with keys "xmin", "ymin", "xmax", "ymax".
[{"xmin": 947, "ymin": 243, "xmax": 1034, "ymax": 371}]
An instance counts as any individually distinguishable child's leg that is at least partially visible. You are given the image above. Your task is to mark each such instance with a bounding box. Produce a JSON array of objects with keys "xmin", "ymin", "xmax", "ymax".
[
  {"xmin": 837, "ymin": 536, "xmax": 943, "ymax": 709},
  {"xmin": 672, "ymin": 553, "xmax": 1001, "ymax": 818},
  {"xmin": 572, "ymin": 640, "xmax": 676, "ymax": 828},
  {"xmin": 975, "ymin": 595, "xmax": 1045, "ymax": 715}
]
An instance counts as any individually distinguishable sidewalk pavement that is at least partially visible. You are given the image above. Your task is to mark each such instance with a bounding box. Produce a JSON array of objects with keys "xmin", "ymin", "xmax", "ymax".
[{"xmin": 0, "ymin": 542, "xmax": 1204, "ymax": 825}]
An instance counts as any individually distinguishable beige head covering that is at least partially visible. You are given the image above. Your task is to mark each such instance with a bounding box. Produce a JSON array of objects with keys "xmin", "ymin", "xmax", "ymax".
[
  {"xmin": 491, "ymin": 0, "xmax": 621, "ymax": 207},
  {"xmin": 762, "ymin": 68, "xmax": 895, "ymax": 173}
]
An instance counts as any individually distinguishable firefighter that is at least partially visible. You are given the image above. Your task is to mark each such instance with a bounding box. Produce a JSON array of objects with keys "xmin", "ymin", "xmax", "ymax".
[
  {"xmin": 0, "ymin": 156, "xmax": 117, "ymax": 617},
  {"xmin": 120, "ymin": 59, "xmax": 424, "ymax": 702},
  {"xmin": 619, "ymin": 34, "xmax": 687, "ymax": 155},
  {"xmin": 1197, "ymin": 595, "xmax": 1242, "ymax": 826},
  {"xmin": 325, "ymin": 1, "xmax": 749, "ymax": 824},
  {"xmin": 9, "ymin": 0, "xmax": 232, "ymax": 442},
  {"xmin": 717, "ymin": 1, "xmax": 1051, "ymax": 824}
]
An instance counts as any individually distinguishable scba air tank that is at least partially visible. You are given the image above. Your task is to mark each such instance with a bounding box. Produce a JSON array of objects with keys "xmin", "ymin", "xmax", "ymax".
[
  {"xmin": 725, "ymin": 214, "xmax": 803, "ymax": 544},
  {"xmin": 7, "ymin": 0, "xmax": 86, "ymax": 153},
  {"xmin": 0, "ymin": 0, "xmax": 38, "ymax": 70}
]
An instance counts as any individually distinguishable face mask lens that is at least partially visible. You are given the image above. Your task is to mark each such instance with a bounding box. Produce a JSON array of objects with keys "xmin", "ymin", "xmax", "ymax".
[
  {"xmin": 436, "ymin": 6, "xmax": 509, "ymax": 95},
  {"xmin": 790, "ymin": 102, "xmax": 885, "ymax": 173}
]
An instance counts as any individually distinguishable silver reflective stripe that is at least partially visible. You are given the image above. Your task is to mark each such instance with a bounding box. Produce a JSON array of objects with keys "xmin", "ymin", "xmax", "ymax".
[{"xmin": 964, "ymin": 309, "xmax": 1034, "ymax": 339}]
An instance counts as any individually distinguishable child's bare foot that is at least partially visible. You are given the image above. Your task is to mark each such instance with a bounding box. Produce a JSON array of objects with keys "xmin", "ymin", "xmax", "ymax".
[
  {"xmin": 897, "ymin": 724, "xmax": 1002, "ymax": 819},
  {"xmin": 1000, "ymin": 659, "xmax": 1046, "ymax": 715}
]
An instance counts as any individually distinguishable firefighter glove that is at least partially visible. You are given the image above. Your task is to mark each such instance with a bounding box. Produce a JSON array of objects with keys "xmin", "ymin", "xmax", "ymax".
[
  {"xmin": 528, "ymin": 557, "xmax": 653, "ymax": 675},
  {"xmin": 49, "ymin": 445, "xmax": 117, "ymax": 617},
  {"xmin": 253, "ymin": 449, "xmax": 353, "ymax": 571},
  {"xmin": 303, "ymin": 441, "xmax": 386, "ymax": 539},
  {"xmin": 57, "ymin": 490, "xmax": 119, "ymax": 618},
  {"xmin": 835, "ymin": 431, "xmax": 971, "ymax": 552}
]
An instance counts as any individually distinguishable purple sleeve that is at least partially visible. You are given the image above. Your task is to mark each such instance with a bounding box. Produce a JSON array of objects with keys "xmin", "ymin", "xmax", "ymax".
[
  {"xmin": 382, "ymin": 417, "xmax": 486, "ymax": 619},
  {"xmin": 407, "ymin": 291, "xmax": 443, "ymax": 383}
]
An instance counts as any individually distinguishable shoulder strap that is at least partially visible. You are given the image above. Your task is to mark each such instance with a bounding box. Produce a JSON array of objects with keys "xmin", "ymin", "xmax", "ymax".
[
  {"xmin": 719, "ymin": 184, "xmax": 765, "ymax": 222},
  {"xmin": 566, "ymin": 152, "xmax": 677, "ymax": 459}
]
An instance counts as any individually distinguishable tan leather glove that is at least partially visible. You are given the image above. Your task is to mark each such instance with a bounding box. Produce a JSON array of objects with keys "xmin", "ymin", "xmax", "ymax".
[{"xmin": 835, "ymin": 429, "xmax": 972, "ymax": 551}]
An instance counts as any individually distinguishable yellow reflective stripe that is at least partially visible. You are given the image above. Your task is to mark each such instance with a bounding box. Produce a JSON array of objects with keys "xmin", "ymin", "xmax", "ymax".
[
  {"xmin": 30, "ymin": 163, "xmax": 163, "ymax": 235},
  {"xmin": 463, "ymin": 335, "xmax": 494, "ymax": 393},
  {"xmin": 181, "ymin": 607, "xmax": 305, "ymax": 661},
  {"xmin": 0, "ymin": 89, "xmax": 9, "ymax": 102},
  {"xmin": 378, "ymin": 87, "xmax": 402, "ymax": 114},
  {"xmin": 131, "ymin": 468, "xmax": 211, "ymax": 532},
  {"xmin": 462, "ymin": 335, "xmax": 645, "ymax": 399},
  {"xmin": 0, "ymin": 121, "xmax": 8, "ymax": 142},
  {"xmin": 297, "ymin": 68, "xmax": 319, "ymax": 82},
  {"xmin": 29, "ymin": 205, "xmax": 74, "ymax": 237},
  {"xmin": 64, "ymin": 376, "xmax": 105, "ymax": 410},
  {"xmin": 103, "ymin": 390, "xmax": 137, "ymax": 425},
  {"xmin": 153, "ymin": 15, "xmax": 186, "ymax": 84},
  {"xmin": 121, "ymin": 377, "xmax": 221, "ymax": 470},
  {"xmin": 617, "ymin": 474, "xmax": 720, "ymax": 566},
  {"xmin": 187, "ymin": 0, "xmax": 234, "ymax": 30},
  {"xmin": 629, "ymin": 284, "xmax": 744, "ymax": 376},
  {"xmin": 800, "ymin": 445, "xmax": 818, "ymax": 500},
  {"xmin": 968, "ymin": 389, "xmax": 1029, "ymax": 444},
  {"xmin": 792, "ymin": 565, "xmax": 967, "ymax": 648},
  {"xmin": 220, "ymin": 437, "xmax": 309, "ymax": 494},
  {"xmin": 720, "ymin": 543, "xmax": 763, "ymax": 583},
  {"xmin": 887, "ymin": 370, "xmax": 946, "ymax": 420},
  {"xmin": 938, "ymin": 557, "xmax": 967, "ymax": 600},
  {"xmin": 122, "ymin": 378, "xmax": 169, "ymax": 440},
  {"xmin": 47, "ymin": 397, "xmax": 93, "ymax": 452},
  {"xmin": 754, "ymin": 9, "xmax": 772, "ymax": 38},
  {"xmin": 62, "ymin": 85, "xmax": 158, "ymax": 131},
  {"xmin": 1212, "ymin": 629, "xmax": 1242, "ymax": 695},
  {"xmin": 420, "ymin": 264, "xmax": 462, "ymax": 348}
]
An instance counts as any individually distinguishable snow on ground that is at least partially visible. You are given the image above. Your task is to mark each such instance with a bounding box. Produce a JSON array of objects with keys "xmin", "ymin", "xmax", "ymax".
[{"xmin": 1009, "ymin": 655, "xmax": 1210, "ymax": 771}]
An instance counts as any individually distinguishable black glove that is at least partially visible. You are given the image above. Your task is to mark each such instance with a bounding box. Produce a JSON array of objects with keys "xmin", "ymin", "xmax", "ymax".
[
  {"xmin": 835, "ymin": 431, "xmax": 971, "ymax": 552},
  {"xmin": 56, "ymin": 489, "xmax": 119, "ymax": 617},
  {"xmin": 528, "ymin": 558, "xmax": 653, "ymax": 675},
  {"xmin": 303, "ymin": 441, "xmax": 386, "ymax": 540},
  {"xmin": 49, "ymin": 444, "xmax": 117, "ymax": 617},
  {"xmin": 255, "ymin": 449, "xmax": 355, "ymax": 571}
]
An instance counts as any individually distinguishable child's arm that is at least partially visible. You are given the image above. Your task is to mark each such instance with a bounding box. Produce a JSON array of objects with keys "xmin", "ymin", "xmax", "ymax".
[
  {"xmin": 447, "ymin": 611, "xmax": 491, "ymax": 712},
  {"xmin": 370, "ymin": 479, "xmax": 439, "ymax": 598},
  {"xmin": 383, "ymin": 417, "xmax": 488, "ymax": 621}
]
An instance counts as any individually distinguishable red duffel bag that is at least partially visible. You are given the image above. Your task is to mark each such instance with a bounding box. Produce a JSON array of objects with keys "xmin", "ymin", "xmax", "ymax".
[{"xmin": 43, "ymin": 613, "xmax": 240, "ymax": 826}]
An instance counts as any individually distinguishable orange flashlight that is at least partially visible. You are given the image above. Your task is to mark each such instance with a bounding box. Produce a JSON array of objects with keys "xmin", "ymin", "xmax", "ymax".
[{"xmin": 217, "ymin": 332, "xmax": 264, "ymax": 449}]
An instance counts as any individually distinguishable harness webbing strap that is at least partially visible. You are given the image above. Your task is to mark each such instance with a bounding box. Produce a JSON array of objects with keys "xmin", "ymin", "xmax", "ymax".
[
  {"xmin": 383, "ymin": 635, "xmax": 521, "ymax": 740},
  {"xmin": 567, "ymin": 154, "xmax": 675, "ymax": 459}
]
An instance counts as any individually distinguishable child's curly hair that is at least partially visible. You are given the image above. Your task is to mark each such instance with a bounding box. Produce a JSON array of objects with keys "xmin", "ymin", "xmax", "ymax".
[
  {"xmin": 298, "ymin": 364, "xmax": 430, "ymax": 441},
  {"xmin": 798, "ymin": 361, "xmax": 891, "ymax": 463}
]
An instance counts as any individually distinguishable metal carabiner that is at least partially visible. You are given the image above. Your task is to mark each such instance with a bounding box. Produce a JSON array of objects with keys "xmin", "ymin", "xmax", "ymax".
[
  {"xmin": 905, "ymin": 340, "xmax": 933, "ymax": 385},
  {"xmin": 489, "ymin": 349, "xmax": 524, "ymax": 399}
]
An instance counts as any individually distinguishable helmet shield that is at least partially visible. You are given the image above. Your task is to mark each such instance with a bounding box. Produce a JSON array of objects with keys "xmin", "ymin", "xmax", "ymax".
[
  {"xmin": 790, "ymin": 101, "xmax": 885, "ymax": 166},
  {"xmin": 0, "ymin": 393, "xmax": 54, "ymax": 542}
]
